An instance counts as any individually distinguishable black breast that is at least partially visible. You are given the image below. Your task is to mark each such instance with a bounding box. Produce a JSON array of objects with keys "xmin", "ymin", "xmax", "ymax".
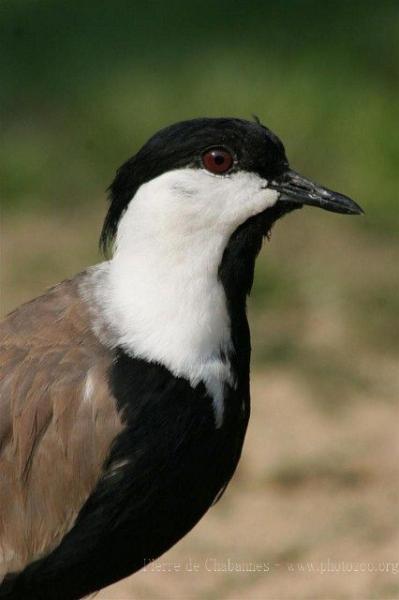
[{"xmin": 5, "ymin": 352, "xmax": 249, "ymax": 600}]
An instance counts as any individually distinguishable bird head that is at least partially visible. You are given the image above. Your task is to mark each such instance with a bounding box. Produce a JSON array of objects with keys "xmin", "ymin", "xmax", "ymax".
[
  {"xmin": 101, "ymin": 117, "xmax": 362, "ymax": 257},
  {"xmin": 99, "ymin": 118, "xmax": 363, "ymax": 386}
]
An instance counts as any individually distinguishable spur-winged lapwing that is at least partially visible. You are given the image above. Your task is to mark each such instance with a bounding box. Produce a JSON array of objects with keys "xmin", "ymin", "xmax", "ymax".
[{"xmin": 0, "ymin": 118, "xmax": 362, "ymax": 599}]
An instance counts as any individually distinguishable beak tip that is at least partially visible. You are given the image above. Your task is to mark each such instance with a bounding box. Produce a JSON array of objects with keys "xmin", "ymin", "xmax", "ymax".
[
  {"xmin": 346, "ymin": 200, "xmax": 364, "ymax": 216},
  {"xmin": 325, "ymin": 201, "xmax": 364, "ymax": 216}
]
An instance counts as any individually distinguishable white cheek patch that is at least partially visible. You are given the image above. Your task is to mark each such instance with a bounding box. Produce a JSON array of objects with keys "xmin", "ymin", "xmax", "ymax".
[
  {"xmin": 129, "ymin": 168, "xmax": 279, "ymax": 236},
  {"xmin": 95, "ymin": 168, "xmax": 277, "ymax": 427}
]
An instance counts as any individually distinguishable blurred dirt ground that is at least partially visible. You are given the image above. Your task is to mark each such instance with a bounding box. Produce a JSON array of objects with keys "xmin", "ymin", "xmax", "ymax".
[{"xmin": 2, "ymin": 209, "xmax": 398, "ymax": 600}]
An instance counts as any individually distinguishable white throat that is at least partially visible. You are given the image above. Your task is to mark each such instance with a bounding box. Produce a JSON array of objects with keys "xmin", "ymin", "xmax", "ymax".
[{"xmin": 93, "ymin": 168, "xmax": 278, "ymax": 426}]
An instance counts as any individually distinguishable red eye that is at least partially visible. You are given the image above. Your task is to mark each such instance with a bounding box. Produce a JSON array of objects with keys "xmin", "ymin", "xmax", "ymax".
[{"xmin": 202, "ymin": 148, "xmax": 234, "ymax": 174}]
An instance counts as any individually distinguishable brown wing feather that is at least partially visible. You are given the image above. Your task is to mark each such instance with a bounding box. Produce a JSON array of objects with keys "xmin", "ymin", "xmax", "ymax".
[{"xmin": 0, "ymin": 274, "xmax": 124, "ymax": 579}]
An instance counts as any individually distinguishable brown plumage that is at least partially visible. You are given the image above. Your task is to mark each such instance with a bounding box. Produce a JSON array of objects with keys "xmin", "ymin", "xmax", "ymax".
[{"xmin": 0, "ymin": 274, "xmax": 123, "ymax": 580}]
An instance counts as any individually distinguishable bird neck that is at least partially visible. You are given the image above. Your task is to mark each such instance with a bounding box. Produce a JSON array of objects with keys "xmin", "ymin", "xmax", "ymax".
[
  {"xmin": 85, "ymin": 211, "xmax": 265, "ymax": 427},
  {"xmin": 97, "ymin": 207, "xmax": 266, "ymax": 374},
  {"xmin": 102, "ymin": 218, "xmax": 243, "ymax": 404}
]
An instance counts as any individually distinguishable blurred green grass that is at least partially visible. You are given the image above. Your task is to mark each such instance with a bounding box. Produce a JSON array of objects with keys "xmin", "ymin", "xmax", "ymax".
[{"xmin": 1, "ymin": 0, "xmax": 398, "ymax": 232}]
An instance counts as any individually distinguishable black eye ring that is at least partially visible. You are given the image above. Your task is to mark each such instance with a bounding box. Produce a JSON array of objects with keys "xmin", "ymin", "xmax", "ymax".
[{"xmin": 202, "ymin": 147, "xmax": 234, "ymax": 174}]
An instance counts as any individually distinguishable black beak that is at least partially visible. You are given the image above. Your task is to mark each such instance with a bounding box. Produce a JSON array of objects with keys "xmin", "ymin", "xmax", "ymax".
[{"xmin": 269, "ymin": 169, "xmax": 364, "ymax": 215}]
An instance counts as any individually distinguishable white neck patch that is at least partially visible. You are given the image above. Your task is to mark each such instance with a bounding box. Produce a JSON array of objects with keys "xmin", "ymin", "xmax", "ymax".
[{"xmin": 92, "ymin": 167, "xmax": 278, "ymax": 426}]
